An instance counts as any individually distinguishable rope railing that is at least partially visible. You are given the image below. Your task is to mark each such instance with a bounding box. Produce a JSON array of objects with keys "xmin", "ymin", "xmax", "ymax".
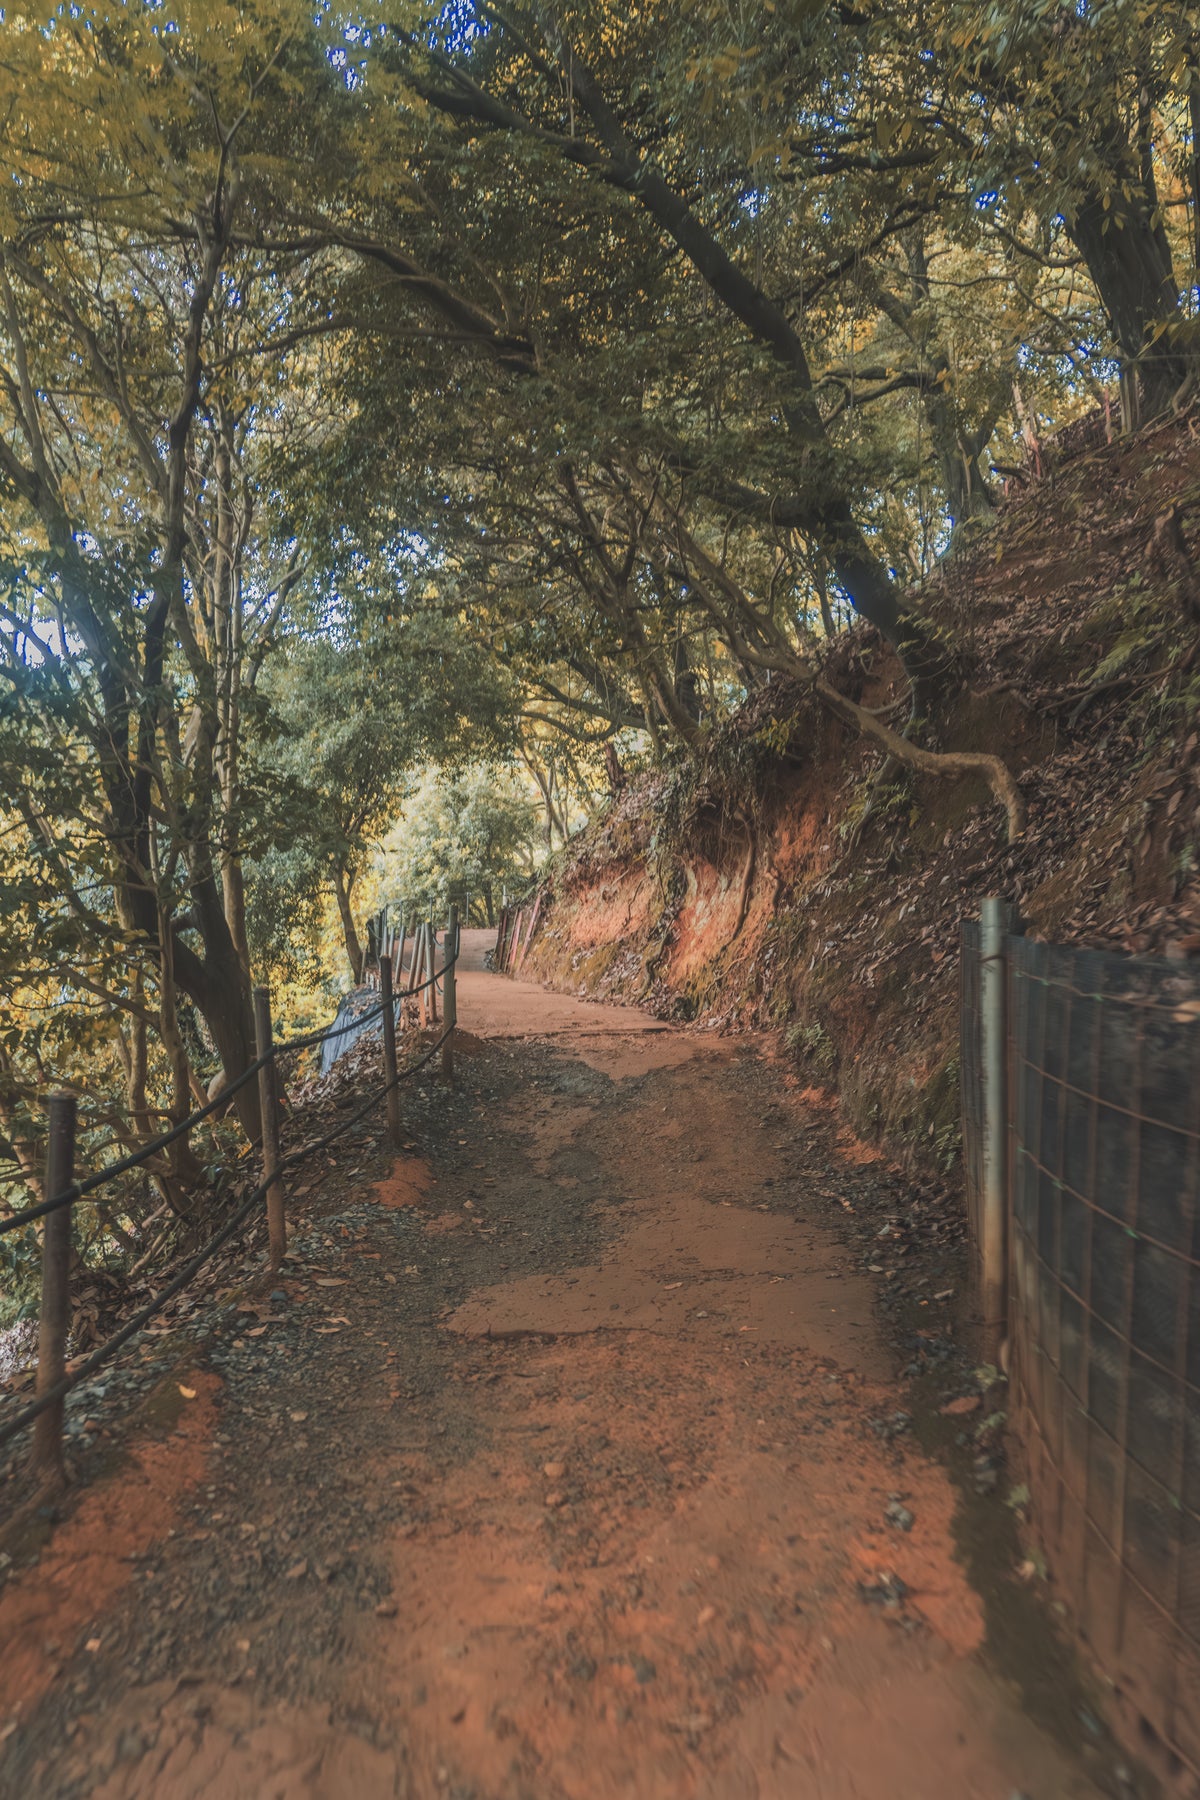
[
  {"xmin": 1, "ymin": 909, "xmax": 462, "ymax": 1483},
  {"xmin": 0, "ymin": 943, "xmax": 457, "ymax": 1239},
  {"xmin": 0, "ymin": 1020, "xmax": 457, "ymax": 1457}
]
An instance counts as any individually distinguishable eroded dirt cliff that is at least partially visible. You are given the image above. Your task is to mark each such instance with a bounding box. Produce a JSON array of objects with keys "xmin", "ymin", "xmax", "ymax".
[{"xmin": 516, "ymin": 409, "xmax": 1200, "ymax": 1171}]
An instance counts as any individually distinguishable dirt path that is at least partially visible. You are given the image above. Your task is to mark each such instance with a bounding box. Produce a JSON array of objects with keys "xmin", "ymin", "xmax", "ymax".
[{"xmin": 1, "ymin": 941, "xmax": 1117, "ymax": 1798}]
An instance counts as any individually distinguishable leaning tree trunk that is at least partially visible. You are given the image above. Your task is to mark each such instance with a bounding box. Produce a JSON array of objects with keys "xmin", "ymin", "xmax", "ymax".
[{"xmin": 335, "ymin": 864, "xmax": 365, "ymax": 983}]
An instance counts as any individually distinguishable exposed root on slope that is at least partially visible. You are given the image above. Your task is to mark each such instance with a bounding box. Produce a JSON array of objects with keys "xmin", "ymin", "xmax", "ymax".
[{"xmin": 815, "ymin": 678, "xmax": 1026, "ymax": 842}]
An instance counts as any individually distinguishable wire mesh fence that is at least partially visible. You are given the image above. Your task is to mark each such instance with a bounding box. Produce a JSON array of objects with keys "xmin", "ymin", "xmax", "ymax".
[
  {"xmin": 963, "ymin": 917, "xmax": 1200, "ymax": 1783},
  {"xmin": 959, "ymin": 917, "xmax": 985, "ymax": 1303}
]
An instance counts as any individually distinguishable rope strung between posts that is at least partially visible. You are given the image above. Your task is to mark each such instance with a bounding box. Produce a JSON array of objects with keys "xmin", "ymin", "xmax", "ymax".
[
  {"xmin": 0, "ymin": 1018, "xmax": 456, "ymax": 1451},
  {"xmin": 0, "ymin": 948, "xmax": 458, "ymax": 1238}
]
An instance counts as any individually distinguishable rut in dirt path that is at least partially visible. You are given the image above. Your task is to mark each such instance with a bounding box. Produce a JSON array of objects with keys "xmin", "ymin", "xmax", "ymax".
[{"xmin": 0, "ymin": 946, "xmax": 1121, "ymax": 1800}]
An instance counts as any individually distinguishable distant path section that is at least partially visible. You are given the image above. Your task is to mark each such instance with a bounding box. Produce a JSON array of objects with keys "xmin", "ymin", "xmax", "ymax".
[{"xmin": 455, "ymin": 926, "xmax": 667, "ymax": 1041}]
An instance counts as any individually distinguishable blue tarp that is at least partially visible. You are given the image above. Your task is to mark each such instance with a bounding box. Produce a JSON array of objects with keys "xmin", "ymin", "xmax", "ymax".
[{"xmin": 317, "ymin": 987, "xmax": 386, "ymax": 1078}]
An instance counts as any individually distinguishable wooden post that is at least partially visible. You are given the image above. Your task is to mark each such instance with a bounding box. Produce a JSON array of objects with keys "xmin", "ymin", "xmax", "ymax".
[
  {"xmin": 421, "ymin": 923, "xmax": 432, "ymax": 1012},
  {"xmin": 406, "ymin": 916, "xmax": 421, "ymax": 995},
  {"xmin": 411, "ymin": 921, "xmax": 427, "ymax": 1026},
  {"xmin": 428, "ymin": 923, "xmax": 439, "ymax": 1026},
  {"xmin": 253, "ymin": 985, "xmax": 287, "ymax": 1267},
  {"xmin": 511, "ymin": 906, "xmax": 530, "ymax": 971},
  {"xmin": 31, "ymin": 1092, "xmax": 76, "ymax": 1490},
  {"xmin": 442, "ymin": 904, "xmax": 458, "ymax": 1082},
  {"xmin": 515, "ymin": 893, "xmax": 544, "ymax": 974},
  {"xmin": 379, "ymin": 954, "xmax": 402, "ymax": 1149}
]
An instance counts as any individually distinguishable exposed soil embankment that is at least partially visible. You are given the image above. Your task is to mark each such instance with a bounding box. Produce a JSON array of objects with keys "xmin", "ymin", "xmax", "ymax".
[{"xmin": 519, "ymin": 412, "xmax": 1200, "ymax": 1171}]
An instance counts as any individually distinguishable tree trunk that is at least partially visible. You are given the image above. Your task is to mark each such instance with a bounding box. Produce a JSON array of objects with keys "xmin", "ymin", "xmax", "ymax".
[
  {"xmin": 0, "ymin": 1049, "xmax": 44, "ymax": 1206},
  {"xmin": 158, "ymin": 928, "xmax": 203, "ymax": 1203},
  {"xmin": 813, "ymin": 555, "xmax": 837, "ymax": 638},
  {"xmin": 1068, "ymin": 179, "xmax": 1190, "ymax": 418},
  {"xmin": 214, "ymin": 410, "xmax": 252, "ymax": 983},
  {"xmin": 923, "ymin": 387, "xmax": 996, "ymax": 533},
  {"xmin": 123, "ymin": 975, "xmax": 153, "ymax": 1144},
  {"xmin": 673, "ymin": 635, "xmax": 702, "ymax": 723},
  {"xmin": 823, "ymin": 506, "xmax": 948, "ymax": 707},
  {"xmin": 335, "ymin": 864, "xmax": 365, "ymax": 983},
  {"xmin": 1190, "ymin": 72, "xmax": 1200, "ymax": 286}
]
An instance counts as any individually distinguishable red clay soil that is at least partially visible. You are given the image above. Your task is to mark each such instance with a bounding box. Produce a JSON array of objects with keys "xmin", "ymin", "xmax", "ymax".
[
  {"xmin": 0, "ymin": 1369, "xmax": 218, "ymax": 1719},
  {"xmin": 0, "ymin": 956, "xmax": 1110, "ymax": 1799}
]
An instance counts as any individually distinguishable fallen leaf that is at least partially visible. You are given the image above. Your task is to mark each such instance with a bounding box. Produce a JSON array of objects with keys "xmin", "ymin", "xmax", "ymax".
[
  {"xmin": 177, "ymin": 1384, "xmax": 197, "ymax": 1400},
  {"xmin": 940, "ymin": 1395, "xmax": 981, "ymax": 1417},
  {"xmin": 669, "ymin": 1712, "xmax": 713, "ymax": 1735}
]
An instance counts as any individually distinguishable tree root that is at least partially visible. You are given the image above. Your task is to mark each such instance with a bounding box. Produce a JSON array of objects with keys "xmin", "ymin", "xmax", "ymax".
[
  {"xmin": 815, "ymin": 678, "xmax": 1026, "ymax": 841},
  {"xmin": 728, "ymin": 821, "xmax": 757, "ymax": 941}
]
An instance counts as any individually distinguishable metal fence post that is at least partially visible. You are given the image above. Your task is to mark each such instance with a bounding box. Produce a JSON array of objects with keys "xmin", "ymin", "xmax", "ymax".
[
  {"xmin": 253, "ymin": 986, "xmax": 287, "ymax": 1267},
  {"xmin": 980, "ymin": 897, "xmax": 1012, "ymax": 1359},
  {"xmin": 442, "ymin": 904, "xmax": 458, "ymax": 1083},
  {"xmin": 31, "ymin": 1091, "xmax": 76, "ymax": 1489},
  {"xmin": 379, "ymin": 953, "xmax": 402, "ymax": 1149}
]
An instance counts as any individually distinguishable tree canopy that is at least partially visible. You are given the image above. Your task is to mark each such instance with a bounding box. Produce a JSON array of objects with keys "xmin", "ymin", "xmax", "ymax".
[{"xmin": 2, "ymin": 0, "xmax": 1198, "ymax": 1251}]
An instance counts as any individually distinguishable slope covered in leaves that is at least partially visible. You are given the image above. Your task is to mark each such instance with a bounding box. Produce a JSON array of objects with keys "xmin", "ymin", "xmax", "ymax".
[{"xmin": 519, "ymin": 409, "xmax": 1200, "ymax": 1167}]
